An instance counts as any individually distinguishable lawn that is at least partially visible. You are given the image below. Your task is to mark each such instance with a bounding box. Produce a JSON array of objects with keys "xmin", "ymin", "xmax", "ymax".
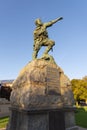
[
  {"xmin": 0, "ymin": 116, "xmax": 9, "ymax": 128},
  {"xmin": 75, "ymin": 106, "xmax": 87, "ymax": 128}
]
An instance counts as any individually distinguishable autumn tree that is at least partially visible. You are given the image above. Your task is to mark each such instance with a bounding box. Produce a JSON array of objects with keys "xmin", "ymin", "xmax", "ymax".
[{"xmin": 71, "ymin": 79, "xmax": 87, "ymax": 105}]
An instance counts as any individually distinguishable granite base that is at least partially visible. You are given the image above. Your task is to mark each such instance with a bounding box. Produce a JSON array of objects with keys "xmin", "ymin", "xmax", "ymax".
[{"xmin": 7, "ymin": 107, "xmax": 78, "ymax": 130}]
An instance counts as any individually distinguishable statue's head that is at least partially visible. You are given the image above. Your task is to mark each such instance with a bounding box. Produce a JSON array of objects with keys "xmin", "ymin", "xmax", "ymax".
[{"xmin": 35, "ymin": 19, "xmax": 43, "ymax": 26}]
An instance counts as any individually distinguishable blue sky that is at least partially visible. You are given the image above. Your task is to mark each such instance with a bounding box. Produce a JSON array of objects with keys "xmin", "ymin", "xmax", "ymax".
[{"xmin": 0, "ymin": 0, "xmax": 87, "ymax": 80}]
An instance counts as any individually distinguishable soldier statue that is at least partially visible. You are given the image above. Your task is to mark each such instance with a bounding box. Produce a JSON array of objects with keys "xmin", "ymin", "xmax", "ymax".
[{"xmin": 32, "ymin": 17, "xmax": 63, "ymax": 60}]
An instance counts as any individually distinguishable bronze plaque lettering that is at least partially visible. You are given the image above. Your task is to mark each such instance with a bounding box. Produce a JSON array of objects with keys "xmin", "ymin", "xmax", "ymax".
[{"xmin": 46, "ymin": 67, "xmax": 60, "ymax": 95}]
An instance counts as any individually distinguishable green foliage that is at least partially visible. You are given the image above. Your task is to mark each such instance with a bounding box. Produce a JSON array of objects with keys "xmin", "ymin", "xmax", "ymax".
[
  {"xmin": 0, "ymin": 116, "xmax": 9, "ymax": 128},
  {"xmin": 75, "ymin": 107, "xmax": 87, "ymax": 128},
  {"xmin": 71, "ymin": 79, "xmax": 87, "ymax": 102}
]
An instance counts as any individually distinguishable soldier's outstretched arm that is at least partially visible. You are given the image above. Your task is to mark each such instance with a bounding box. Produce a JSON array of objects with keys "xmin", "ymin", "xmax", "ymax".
[
  {"xmin": 44, "ymin": 17, "xmax": 63, "ymax": 27},
  {"xmin": 51, "ymin": 17, "xmax": 63, "ymax": 24}
]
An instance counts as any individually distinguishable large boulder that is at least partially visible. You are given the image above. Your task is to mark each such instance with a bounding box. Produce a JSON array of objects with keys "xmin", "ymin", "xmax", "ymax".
[{"xmin": 10, "ymin": 59, "xmax": 74, "ymax": 110}]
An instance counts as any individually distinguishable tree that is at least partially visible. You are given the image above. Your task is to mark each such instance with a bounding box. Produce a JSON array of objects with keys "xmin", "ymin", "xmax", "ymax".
[
  {"xmin": 71, "ymin": 79, "xmax": 87, "ymax": 105},
  {"xmin": 0, "ymin": 85, "xmax": 12, "ymax": 100}
]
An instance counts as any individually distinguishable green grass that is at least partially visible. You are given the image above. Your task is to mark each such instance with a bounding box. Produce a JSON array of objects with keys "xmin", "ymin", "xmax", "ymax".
[
  {"xmin": 75, "ymin": 106, "xmax": 87, "ymax": 128},
  {"xmin": 0, "ymin": 116, "xmax": 9, "ymax": 128}
]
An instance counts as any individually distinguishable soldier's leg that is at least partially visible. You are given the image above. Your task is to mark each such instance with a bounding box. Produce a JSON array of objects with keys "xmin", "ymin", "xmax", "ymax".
[
  {"xmin": 32, "ymin": 44, "xmax": 41, "ymax": 60},
  {"xmin": 32, "ymin": 50, "xmax": 38, "ymax": 60},
  {"xmin": 44, "ymin": 40, "xmax": 55, "ymax": 54}
]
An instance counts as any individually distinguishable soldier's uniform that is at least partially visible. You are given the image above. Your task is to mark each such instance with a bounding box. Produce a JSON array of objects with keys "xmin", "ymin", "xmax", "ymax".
[
  {"xmin": 32, "ymin": 17, "xmax": 63, "ymax": 60},
  {"xmin": 33, "ymin": 24, "xmax": 55, "ymax": 59}
]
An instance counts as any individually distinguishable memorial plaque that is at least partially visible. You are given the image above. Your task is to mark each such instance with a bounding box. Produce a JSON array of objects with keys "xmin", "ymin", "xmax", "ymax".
[{"xmin": 46, "ymin": 67, "xmax": 60, "ymax": 95}]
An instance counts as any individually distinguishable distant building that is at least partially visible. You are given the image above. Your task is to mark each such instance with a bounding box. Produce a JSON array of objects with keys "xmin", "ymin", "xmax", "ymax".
[{"xmin": 1, "ymin": 80, "xmax": 14, "ymax": 87}]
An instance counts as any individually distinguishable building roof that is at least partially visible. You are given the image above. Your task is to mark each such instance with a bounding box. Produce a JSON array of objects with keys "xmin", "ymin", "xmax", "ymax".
[{"xmin": 0, "ymin": 80, "xmax": 14, "ymax": 84}]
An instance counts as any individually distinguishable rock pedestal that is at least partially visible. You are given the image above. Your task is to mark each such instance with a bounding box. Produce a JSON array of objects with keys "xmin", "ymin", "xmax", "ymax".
[{"xmin": 7, "ymin": 59, "xmax": 78, "ymax": 130}]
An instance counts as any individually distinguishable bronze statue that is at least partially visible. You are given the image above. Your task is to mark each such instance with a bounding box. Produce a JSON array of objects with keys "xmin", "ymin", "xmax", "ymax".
[{"xmin": 32, "ymin": 17, "xmax": 63, "ymax": 60}]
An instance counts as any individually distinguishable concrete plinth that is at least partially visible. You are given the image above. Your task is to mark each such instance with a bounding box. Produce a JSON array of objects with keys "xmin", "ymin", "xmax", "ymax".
[
  {"xmin": 7, "ymin": 107, "xmax": 64, "ymax": 130},
  {"xmin": 7, "ymin": 107, "xmax": 78, "ymax": 130}
]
